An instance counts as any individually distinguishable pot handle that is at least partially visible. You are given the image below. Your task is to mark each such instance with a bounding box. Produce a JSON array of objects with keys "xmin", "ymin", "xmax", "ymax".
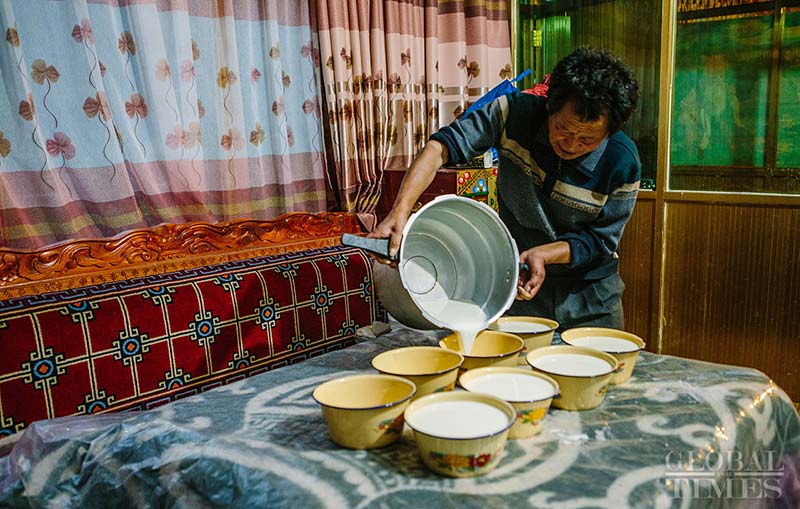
[{"xmin": 341, "ymin": 233, "xmax": 398, "ymax": 262}]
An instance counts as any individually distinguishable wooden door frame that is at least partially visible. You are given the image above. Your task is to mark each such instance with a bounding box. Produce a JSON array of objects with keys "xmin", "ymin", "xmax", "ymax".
[{"xmin": 651, "ymin": 0, "xmax": 676, "ymax": 353}]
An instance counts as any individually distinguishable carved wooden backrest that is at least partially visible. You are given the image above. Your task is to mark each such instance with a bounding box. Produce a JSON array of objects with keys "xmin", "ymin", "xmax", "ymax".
[{"xmin": 0, "ymin": 212, "xmax": 363, "ymax": 299}]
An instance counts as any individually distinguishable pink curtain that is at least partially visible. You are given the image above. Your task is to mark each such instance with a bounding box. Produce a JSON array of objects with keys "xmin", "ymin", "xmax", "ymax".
[
  {"xmin": 313, "ymin": 0, "xmax": 512, "ymax": 229},
  {"xmin": 0, "ymin": 1, "xmax": 327, "ymax": 249}
]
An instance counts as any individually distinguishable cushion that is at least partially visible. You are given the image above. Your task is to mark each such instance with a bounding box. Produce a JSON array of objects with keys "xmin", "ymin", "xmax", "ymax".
[{"xmin": 0, "ymin": 244, "xmax": 378, "ymax": 434}]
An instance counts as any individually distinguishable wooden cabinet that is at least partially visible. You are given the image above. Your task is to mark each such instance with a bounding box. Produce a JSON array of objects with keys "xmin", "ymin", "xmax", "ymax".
[{"xmin": 378, "ymin": 167, "xmax": 498, "ymax": 221}]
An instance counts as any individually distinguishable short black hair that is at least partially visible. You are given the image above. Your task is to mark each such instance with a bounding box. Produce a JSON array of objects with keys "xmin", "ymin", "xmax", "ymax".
[{"xmin": 546, "ymin": 47, "xmax": 639, "ymax": 133}]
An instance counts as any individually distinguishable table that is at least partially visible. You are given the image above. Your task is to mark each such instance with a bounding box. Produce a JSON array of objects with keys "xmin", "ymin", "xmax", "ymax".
[{"xmin": 1, "ymin": 325, "xmax": 799, "ymax": 508}]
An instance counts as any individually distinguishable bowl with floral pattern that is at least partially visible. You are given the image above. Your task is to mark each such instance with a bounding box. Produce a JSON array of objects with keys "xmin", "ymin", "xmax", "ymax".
[
  {"xmin": 489, "ymin": 316, "xmax": 559, "ymax": 364},
  {"xmin": 404, "ymin": 391, "xmax": 515, "ymax": 477},
  {"xmin": 560, "ymin": 327, "xmax": 645, "ymax": 384},
  {"xmin": 313, "ymin": 374, "xmax": 416, "ymax": 449},
  {"xmin": 439, "ymin": 330, "xmax": 524, "ymax": 371},
  {"xmin": 372, "ymin": 346, "xmax": 464, "ymax": 400},
  {"xmin": 458, "ymin": 366, "xmax": 559, "ymax": 439},
  {"xmin": 526, "ymin": 345, "xmax": 618, "ymax": 411}
]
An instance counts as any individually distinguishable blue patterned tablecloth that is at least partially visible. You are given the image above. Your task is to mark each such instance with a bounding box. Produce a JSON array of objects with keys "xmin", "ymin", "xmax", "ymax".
[{"xmin": 1, "ymin": 325, "xmax": 799, "ymax": 508}]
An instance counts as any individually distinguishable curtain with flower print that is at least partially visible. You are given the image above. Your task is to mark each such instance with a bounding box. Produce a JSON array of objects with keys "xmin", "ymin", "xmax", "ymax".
[
  {"xmin": 0, "ymin": 0, "xmax": 326, "ymax": 249},
  {"xmin": 313, "ymin": 0, "xmax": 511, "ymax": 228}
]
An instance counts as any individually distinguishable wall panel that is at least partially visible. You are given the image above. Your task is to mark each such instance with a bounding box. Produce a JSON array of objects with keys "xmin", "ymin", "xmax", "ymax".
[
  {"xmin": 662, "ymin": 202, "xmax": 800, "ymax": 400},
  {"xmin": 618, "ymin": 196, "xmax": 657, "ymax": 350}
]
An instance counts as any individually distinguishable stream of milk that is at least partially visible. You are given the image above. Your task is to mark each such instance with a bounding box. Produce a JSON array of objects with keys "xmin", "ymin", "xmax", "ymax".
[{"xmin": 423, "ymin": 299, "xmax": 487, "ymax": 355}]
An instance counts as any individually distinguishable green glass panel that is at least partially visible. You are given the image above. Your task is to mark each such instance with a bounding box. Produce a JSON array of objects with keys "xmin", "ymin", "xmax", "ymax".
[
  {"xmin": 542, "ymin": 16, "xmax": 571, "ymax": 75},
  {"xmin": 671, "ymin": 16, "xmax": 770, "ymax": 169},
  {"xmin": 518, "ymin": 15, "xmax": 538, "ymax": 90},
  {"xmin": 777, "ymin": 11, "xmax": 800, "ymax": 168}
]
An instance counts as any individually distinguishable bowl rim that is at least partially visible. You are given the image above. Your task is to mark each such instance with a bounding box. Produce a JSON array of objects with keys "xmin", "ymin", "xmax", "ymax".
[
  {"xmin": 560, "ymin": 327, "xmax": 646, "ymax": 354},
  {"xmin": 404, "ymin": 391, "xmax": 516, "ymax": 441},
  {"xmin": 371, "ymin": 346, "xmax": 465, "ymax": 376},
  {"xmin": 439, "ymin": 331, "xmax": 524, "ymax": 359},
  {"xmin": 312, "ymin": 373, "xmax": 417, "ymax": 410},
  {"xmin": 458, "ymin": 366, "xmax": 560, "ymax": 403},
  {"xmin": 525, "ymin": 346, "xmax": 619, "ymax": 378},
  {"xmin": 489, "ymin": 316, "xmax": 560, "ymax": 334}
]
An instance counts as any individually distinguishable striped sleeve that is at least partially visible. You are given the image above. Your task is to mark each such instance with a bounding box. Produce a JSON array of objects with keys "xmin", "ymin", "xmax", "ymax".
[
  {"xmin": 559, "ymin": 158, "xmax": 640, "ymax": 269},
  {"xmin": 429, "ymin": 94, "xmax": 510, "ymax": 164}
]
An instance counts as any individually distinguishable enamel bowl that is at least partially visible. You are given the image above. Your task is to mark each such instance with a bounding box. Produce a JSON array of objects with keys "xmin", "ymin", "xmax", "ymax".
[
  {"xmin": 371, "ymin": 346, "xmax": 464, "ymax": 399},
  {"xmin": 439, "ymin": 330, "xmax": 524, "ymax": 371},
  {"xmin": 312, "ymin": 374, "xmax": 416, "ymax": 449},
  {"xmin": 561, "ymin": 327, "xmax": 645, "ymax": 384},
  {"xmin": 459, "ymin": 367, "xmax": 559, "ymax": 439},
  {"xmin": 525, "ymin": 345, "xmax": 618, "ymax": 411},
  {"xmin": 489, "ymin": 316, "xmax": 559, "ymax": 364},
  {"xmin": 404, "ymin": 391, "xmax": 516, "ymax": 477}
]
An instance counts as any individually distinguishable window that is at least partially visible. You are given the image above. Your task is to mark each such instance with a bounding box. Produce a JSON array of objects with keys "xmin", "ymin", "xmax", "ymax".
[
  {"xmin": 518, "ymin": 0, "xmax": 662, "ymax": 189},
  {"xmin": 670, "ymin": 1, "xmax": 800, "ymax": 193}
]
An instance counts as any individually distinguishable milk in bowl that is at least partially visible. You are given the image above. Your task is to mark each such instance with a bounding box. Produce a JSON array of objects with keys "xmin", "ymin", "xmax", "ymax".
[
  {"xmin": 459, "ymin": 367, "xmax": 559, "ymax": 438},
  {"xmin": 525, "ymin": 345, "xmax": 618, "ymax": 411},
  {"xmin": 493, "ymin": 321, "xmax": 551, "ymax": 334},
  {"xmin": 404, "ymin": 391, "xmax": 515, "ymax": 477},
  {"xmin": 560, "ymin": 327, "xmax": 645, "ymax": 384},
  {"xmin": 439, "ymin": 330, "xmax": 524, "ymax": 371},
  {"xmin": 490, "ymin": 316, "xmax": 559, "ymax": 363}
]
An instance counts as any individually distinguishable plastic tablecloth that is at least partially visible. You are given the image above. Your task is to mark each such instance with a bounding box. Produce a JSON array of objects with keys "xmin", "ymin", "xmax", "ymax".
[{"xmin": 1, "ymin": 326, "xmax": 799, "ymax": 508}]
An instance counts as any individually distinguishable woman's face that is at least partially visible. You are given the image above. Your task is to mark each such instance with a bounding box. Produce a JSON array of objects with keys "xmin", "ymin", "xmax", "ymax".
[{"xmin": 547, "ymin": 101, "xmax": 609, "ymax": 160}]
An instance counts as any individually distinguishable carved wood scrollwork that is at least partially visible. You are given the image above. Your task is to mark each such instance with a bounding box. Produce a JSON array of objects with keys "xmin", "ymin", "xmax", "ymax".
[{"xmin": 0, "ymin": 212, "xmax": 363, "ymax": 299}]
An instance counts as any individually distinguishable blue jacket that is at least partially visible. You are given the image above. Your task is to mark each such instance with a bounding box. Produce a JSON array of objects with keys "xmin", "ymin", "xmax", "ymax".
[{"xmin": 430, "ymin": 91, "xmax": 641, "ymax": 280}]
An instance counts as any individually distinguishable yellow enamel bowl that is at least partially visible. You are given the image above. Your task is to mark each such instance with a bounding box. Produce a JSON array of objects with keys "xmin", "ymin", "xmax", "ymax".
[
  {"xmin": 560, "ymin": 327, "xmax": 645, "ymax": 385},
  {"xmin": 458, "ymin": 367, "xmax": 559, "ymax": 439},
  {"xmin": 371, "ymin": 346, "xmax": 464, "ymax": 399},
  {"xmin": 489, "ymin": 316, "xmax": 559, "ymax": 365},
  {"xmin": 439, "ymin": 330, "xmax": 524, "ymax": 371},
  {"xmin": 525, "ymin": 345, "xmax": 618, "ymax": 411},
  {"xmin": 404, "ymin": 391, "xmax": 516, "ymax": 477},
  {"xmin": 312, "ymin": 374, "xmax": 416, "ymax": 449}
]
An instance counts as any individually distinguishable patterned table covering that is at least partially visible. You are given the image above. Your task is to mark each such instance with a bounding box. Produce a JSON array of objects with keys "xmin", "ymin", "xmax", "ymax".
[{"xmin": 1, "ymin": 325, "xmax": 799, "ymax": 508}]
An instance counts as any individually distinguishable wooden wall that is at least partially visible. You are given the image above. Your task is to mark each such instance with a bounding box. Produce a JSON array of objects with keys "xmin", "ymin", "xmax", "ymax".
[
  {"xmin": 661, "ymin": 201, "xmax": 800, "ymax": 400},
  {"xmin": 618, "ymin": 196, "xmax": 657, "ymax": 351},
  {"xmin": 619, "ymin": 195, "xmax": 800, "ymax": 401}
]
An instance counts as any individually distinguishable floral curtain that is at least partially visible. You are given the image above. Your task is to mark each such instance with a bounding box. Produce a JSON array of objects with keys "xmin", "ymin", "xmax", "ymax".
[
  {"xmin": 313, "ymin": 0, "xmax": 512, "ymax": 228},
  {"xmin": 0, "ymin": 0, "xmax": 327, "ymax": 249}
]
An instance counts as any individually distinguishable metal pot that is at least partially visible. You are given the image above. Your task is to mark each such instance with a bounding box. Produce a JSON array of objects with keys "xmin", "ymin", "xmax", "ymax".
[{"xmin": 342, "ymin": 195, "xmax": 520, "ymax": 330}]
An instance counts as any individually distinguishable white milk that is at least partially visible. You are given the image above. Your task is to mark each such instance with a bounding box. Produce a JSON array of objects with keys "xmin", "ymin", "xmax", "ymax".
[
  {"xmin": 424, "ymin": 298, "xmax": 487, "ymax": 356},
  {"xmin": 495, "ymin": 321, "xmax": 551, "ymax": 334},
  {"xmin": 531, "ymin": 353, "xmax": 612, "ymax": 377},
  {"xmin": 463, "ymin": 373, "xmax": 557, "ymax": 402},
  {"xmin": 407, "ymin": 401, "xmax": 509, "ymax": 438},
  {"xmin": 568, "ymin": 336, "xmax": 639, "ymax": 353}
]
